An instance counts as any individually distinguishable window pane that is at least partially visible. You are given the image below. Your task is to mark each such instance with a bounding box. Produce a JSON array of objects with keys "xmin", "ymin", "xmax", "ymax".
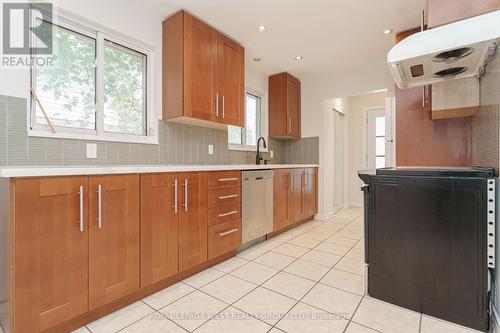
[
  {"xmin": 376, "ymin": 137, "xmax": 385, "ymax": 156},
  {"xmin": 375, "ymin": 116, "xmax": 385, "ymax": 136},
  {"xmin": 35, "ymin": 22, "xmax": 96, "ymax": 130},
  {"xmin": 376, "ymin": 156, "xmax": 386, "ymax": 168},
  {"xmin": 104, "ymin": 40, "xmax": 146, "ymax": 135},
  {"xmin": 228, "ymin": 125, "xmax": 242, "ymax": 145},
  {"xmin": 245, "ymin": 93, "xmax": 261, "ymax": 146}
]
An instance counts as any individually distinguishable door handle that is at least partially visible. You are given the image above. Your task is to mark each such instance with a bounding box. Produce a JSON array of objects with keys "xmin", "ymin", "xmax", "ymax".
[
  {"xmin": 97, "ymin": 184, "xmax": 102, "ymax": 228},
  {"xmin": 219, "ymin": 228, "xmax": 239, "ymax": 237},
  {"xmin": 218, "ymin": 177, "xmax": 238, "ymax": 182},
  {"xmin": 222, "ymin": 95, "xmax": 225, "ymax": 119},
  {"xmin": 219, "ymin": 194, "xmax": 238, "ymax": 200},
  {"xmin": 182, "ymin": 179, "xmax": 188, "ymax": 212},
  {"xmin": 218, "ymin": 210, "xmax": 238, "ymax": 218},
  {"xmin": 215, "ymin": 93, "xmax": 219, "ymax": 117},
  {"xmin": 288, "ymin": 117, "xmax": 292, "ymax": 133},
  {"xmin": 172, "ymin": 179, "xmax": 178, "ymax": 214},
  {"xmin": 79, "ymin": 186, "xmax": 84, "ymax": 232}
]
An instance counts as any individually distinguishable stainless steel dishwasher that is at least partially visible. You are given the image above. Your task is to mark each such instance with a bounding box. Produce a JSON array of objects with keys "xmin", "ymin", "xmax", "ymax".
[{"xmin": 242, "ymin": 170, "xmax": 274, "ymax": 244}]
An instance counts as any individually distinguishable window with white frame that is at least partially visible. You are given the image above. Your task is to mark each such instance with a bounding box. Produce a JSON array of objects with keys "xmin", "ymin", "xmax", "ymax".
[
  {"xmin": 228, "ymin": 92, "xmax": 262, "ymax": 149},
  {"xmin": 30, "ymin": 14, "xmax": 154, "ymax": 143}
]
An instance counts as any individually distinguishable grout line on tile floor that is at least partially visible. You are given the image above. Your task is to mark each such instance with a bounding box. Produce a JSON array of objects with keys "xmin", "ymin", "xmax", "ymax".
[
  {"xmin": 267, "ymin": 212, "xmax": 364, "ymax": 332},
  {"xmin": 86, "ymin": 210, "xmax": 365, "ymax": 333}
]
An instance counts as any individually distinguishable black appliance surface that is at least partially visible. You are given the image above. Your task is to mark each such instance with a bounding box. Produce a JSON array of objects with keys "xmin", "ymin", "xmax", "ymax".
[{"xmin": 358, "ymin": 167, "xmax": 493, "ymax": 332}]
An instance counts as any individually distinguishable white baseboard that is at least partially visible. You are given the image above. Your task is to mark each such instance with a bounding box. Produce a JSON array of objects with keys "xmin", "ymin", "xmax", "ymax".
[{"xmin": 315, "ymin": 210, "xmax": 337, "ymax": 221}]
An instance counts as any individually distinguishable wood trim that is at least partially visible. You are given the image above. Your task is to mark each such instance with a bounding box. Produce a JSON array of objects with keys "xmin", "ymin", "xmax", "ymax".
[
  {"xmin": 40, "ymin": 252, "xmax": 234, "ymax": 333},
  {"xmin": 162, "ymin": 11, "xmax": 184, "ymax": 120},
  {"xmin": 431, "ymin": 107, "xmax": 479, "ymax": 120}
]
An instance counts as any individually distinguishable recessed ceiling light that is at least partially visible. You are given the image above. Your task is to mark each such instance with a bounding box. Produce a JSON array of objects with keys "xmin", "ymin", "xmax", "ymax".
[
  {"xmin": 383, "ymin": 29, "xmax": 393, "ymax": 34},
  {"xmin": 294, "ymin": 56, "xmax": 303, "ymax": 60},
  {"xmin": 253, "ymin": 57, "xmax": 262, "ymax": 62},
  {"xmin": 257, "ymin": 25, "xmax": 267, "ymax": 32}
]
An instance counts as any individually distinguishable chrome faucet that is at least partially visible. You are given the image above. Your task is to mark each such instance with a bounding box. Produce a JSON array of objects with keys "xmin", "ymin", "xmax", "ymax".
[{"xmin": 256, "ymin": 137, "xmax": 267, "ymax": 165}]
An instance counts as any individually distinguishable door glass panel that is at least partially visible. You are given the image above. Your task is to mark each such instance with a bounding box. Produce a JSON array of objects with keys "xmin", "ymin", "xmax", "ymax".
[
  {"xmin": 376, "ymin": 137, "xmax": 385, "ymax": 156},
  {"xmin": 376, "ymin": 116, "xmax": 385, "ymax": 136},
  {"xmin": 376, "ymin": 157, "xmax": 386, "ymax": 168}
]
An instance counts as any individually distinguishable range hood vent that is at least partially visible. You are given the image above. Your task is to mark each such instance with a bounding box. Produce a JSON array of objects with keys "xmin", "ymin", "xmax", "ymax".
[{"xmin": 388, "ymin": 10, "xmax": 500, "ymax": 88}]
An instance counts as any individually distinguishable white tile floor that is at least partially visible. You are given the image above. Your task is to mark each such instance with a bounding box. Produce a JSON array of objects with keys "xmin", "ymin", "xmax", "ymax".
[{"xmin": 57, "ymin": 207, "xmax": 482, "ymax": 332}]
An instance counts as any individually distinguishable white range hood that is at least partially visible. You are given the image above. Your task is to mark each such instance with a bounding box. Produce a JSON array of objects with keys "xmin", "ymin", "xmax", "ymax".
[{"xmin": 388, "ymin": 10, "xmax": 500, "ymax": 89}]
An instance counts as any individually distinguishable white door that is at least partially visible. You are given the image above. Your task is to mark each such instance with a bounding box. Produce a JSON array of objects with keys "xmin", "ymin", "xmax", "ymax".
[
  {"xmin": 333, "ymin": 111, "xmax": 345, "ymax": 210},
  {"xmin": 366, "ymin": 108, "xmax": 387, "ymax": 169}
]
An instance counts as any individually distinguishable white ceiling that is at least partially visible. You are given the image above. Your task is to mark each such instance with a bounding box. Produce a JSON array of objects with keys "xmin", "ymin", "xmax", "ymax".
[{"xmin": 159, "ymin": 0, "xmax": 425, "ymax": 81}]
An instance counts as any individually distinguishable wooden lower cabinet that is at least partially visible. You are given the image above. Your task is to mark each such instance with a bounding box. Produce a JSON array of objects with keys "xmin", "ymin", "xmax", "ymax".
[
  {"xmin": 7, "ymin": 168, "xmax": 314, "ymax": 332},
  {"xmin": 88, "ymin": 175, "xmax": 140, "ymax": 310},
  {"xmin": 208, "ymin": 219, "xmax": 242, "ymax": 259},
  {"xmin": 273, "ymin": 168, "xmax": 318, "ymax": 232},
  {"xmin": 303, "ymin": 168, "xmax": 318, "ymax": 217},
  {"xmin": 178, "ymin": 172, "xmax": 208, "ymax": 271},
  {"xmin": 14, "ymin": 177, "xmax": 89, "ymax": 333},
  {"xmin": 140, "ymin": 173, "xmax": 179, "ymax": 286},
  {"xmin": 273, "ymin": 169, "xmax": 291, "ymax": 231},
  {"xmin": 289, "ymin": 169, "xmax": 304, "ymax": 222}
]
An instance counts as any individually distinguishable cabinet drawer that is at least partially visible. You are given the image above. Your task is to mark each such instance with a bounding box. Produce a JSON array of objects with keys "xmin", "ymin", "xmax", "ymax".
[
  {"xmin": 208, "ymin": 219, "xmax": 242, "ymax": 259},
  {"xmin": 208, "ymin": 171, "xmax": 241, "ymax": 188},
  {"xmin": 208, "ymin": 186, "xmax": 240, "ymax": 208},
  {"xmin": 208, "ymin": 202, "xmax": 241, "ymax": 225}
]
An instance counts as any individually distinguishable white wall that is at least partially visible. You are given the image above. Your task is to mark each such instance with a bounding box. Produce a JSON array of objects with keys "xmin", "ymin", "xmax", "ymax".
[
  {"xmin": 301, "ymin": 71, "xmax": 393, "ymax": 218},
  {"xmin": 343, "ymin": 91, "xmax": 387, "ymax": 207}
]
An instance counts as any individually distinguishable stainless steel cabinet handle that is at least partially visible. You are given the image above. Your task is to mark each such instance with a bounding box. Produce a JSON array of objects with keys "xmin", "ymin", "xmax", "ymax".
[
  {"xmin": 222, "ymin": 95, "xmax": 225, "ymax": 119},
  {"xmin": 215, "ymin": 94, "xmax": 219, "ymax": 117},
  {"xmin": 288, "ymin": 117, "xmax": 292, "ymax": 133},
  {"xmin": 79, "ymin": 186, "xmax": 84, "ymax": 232},
  {"xmin": 182, "ymin": 179, "xmax": 188, "ymax": 212},
  {"xmin": 218, "ymin": 210, "xmax": 238, "ymax": 218},
  {"xmin": 219, "ymin": 194, "xmax": 238, "ymax": 200},
  {"xmin": 219, "ymin": 228, "xmax": 239, "ymax": 237},
  {"xmin": 172, "ymin": 179, "xmax": 178, "ymax": 214},
  {"xmin": 97, "ymin": 185, "xmax": 102, "ymax": 228},
  {"xmin": 219, "ymin": 177, "xmax": 238, "ymax": 182}
]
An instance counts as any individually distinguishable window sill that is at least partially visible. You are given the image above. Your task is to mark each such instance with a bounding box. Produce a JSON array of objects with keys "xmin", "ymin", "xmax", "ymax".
[
  {"xmin": 228, "ymin": 144, "xmax": 268, "ymax": 153},
  {"xmin": 28, "ymin": 129, "xmax": 158, "ymax": 145}
]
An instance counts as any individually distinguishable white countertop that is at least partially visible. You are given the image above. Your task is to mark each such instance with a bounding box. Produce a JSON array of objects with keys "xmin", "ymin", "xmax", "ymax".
[{"xmin": 0, "ymin": 164, "xmax": 319, "ymax": 178}]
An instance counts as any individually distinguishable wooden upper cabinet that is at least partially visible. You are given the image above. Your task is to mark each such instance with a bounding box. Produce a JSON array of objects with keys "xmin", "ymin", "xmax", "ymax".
[
  {"xmin": 88, "ymin": 175, "xmax": 140, "ymax": 310},
  {"xmin": 178, "ymin": 172, "xmax": 208, "ymax": 271},
  {"xmin": 163, "ymin": 10, "xmax": 244, "ymax": 127},
  {"xmin": 140, "ymin": 173, "xmax": 179, "ymax": 287},
  {"xmin": 269, "ymin": 72, "xmax": 301, "ymax": 139},
  {"xmin": 183, "ymin": 13, "xmax": 217, "ymax": 122},
  {"xmin": 427, "ymin": 0, "xmax": 500, "ymax": 28},
  {"xmin": 14, "ymin": 177, "xmax": 89, "ymax": 333},
  {"xmin": 216, "ymin": 33, "xmax": 244, "ymax": 127}
]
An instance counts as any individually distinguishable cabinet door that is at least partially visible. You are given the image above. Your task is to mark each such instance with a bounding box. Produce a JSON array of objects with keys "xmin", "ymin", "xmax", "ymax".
[
  {"xmin": 14, "ymin": 177, "xmax": 88, "ymax": 332},
  {"xmin": 178, "ymin": 172, "xmax": 208, "ymax": 271},
  {"xmin": 287, "ymin": 74, "xmax": 301, "ymax": 138},
  {"xmin": 184, "ymin": 13, "xmax": 217, "ymax": 121},
  {"xmin": 289, "ymin": 169, "xmax": 304, "ymax": 223},
  {"xmin": 89, "ymin": 175, "xmax": 139, "ymax": 309},
  {"xmin": 140, "ymin": 173, "xmax": 179, "ymax": 287},
  {"xmin": 303, "ymin": 168, "xmax": 318, "ymax": 217},
  {"xmin": 216, "ymin": 33, "xmax": 244, "ymax": 127},
  {"xmin": 273, "ymin": 169, "xmax": 290, "ymax": 231}
]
